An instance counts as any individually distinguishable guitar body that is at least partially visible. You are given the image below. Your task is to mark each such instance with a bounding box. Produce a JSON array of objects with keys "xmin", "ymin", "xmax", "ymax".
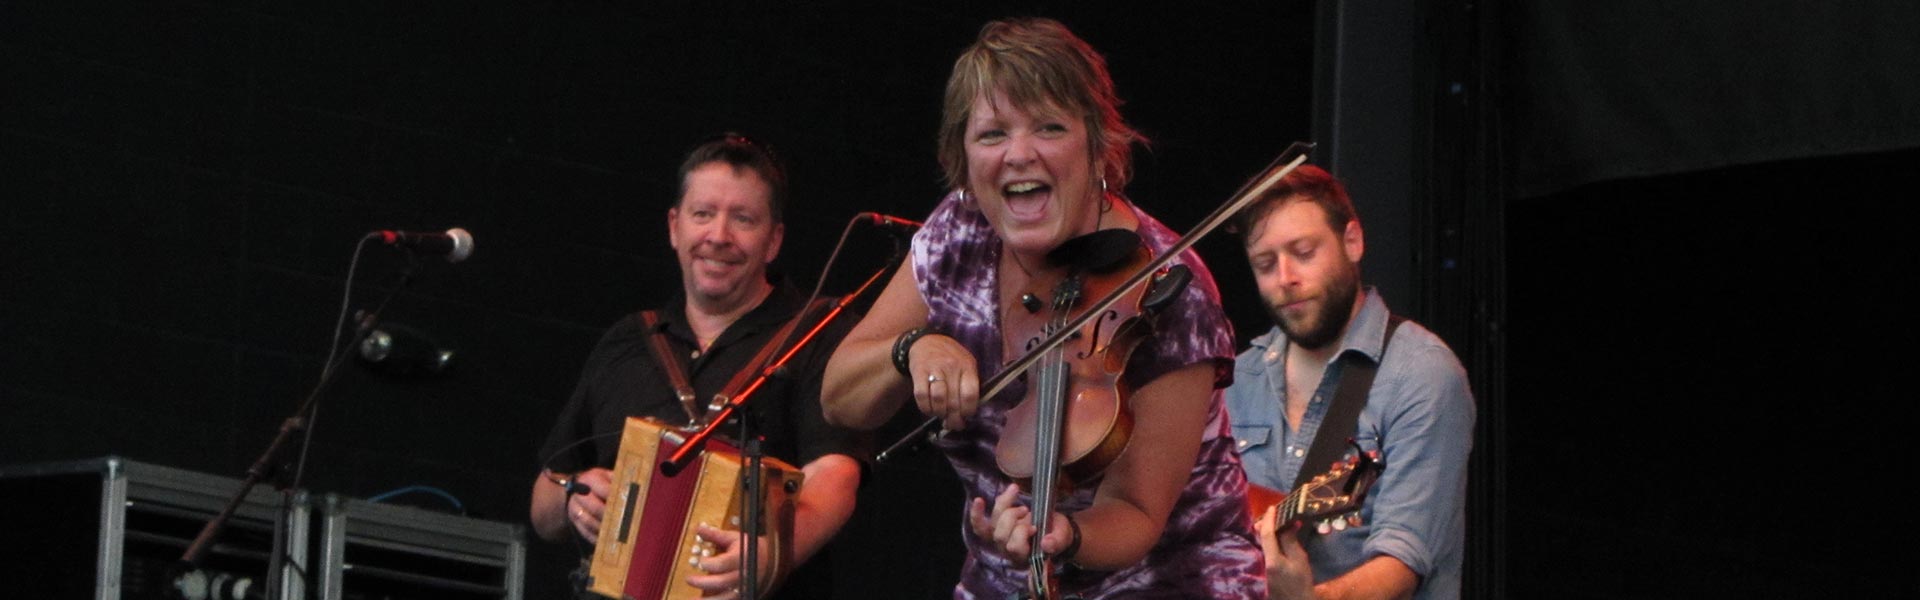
[{"xmin": 1247, "ymin": 483, "xmax": 1289, "ymax": 519}]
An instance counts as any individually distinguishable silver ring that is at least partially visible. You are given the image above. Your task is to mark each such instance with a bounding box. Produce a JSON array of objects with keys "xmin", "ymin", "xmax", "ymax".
[{"xmin": 928, "ymin": 373, "xmax": 942, "ymax": 384}]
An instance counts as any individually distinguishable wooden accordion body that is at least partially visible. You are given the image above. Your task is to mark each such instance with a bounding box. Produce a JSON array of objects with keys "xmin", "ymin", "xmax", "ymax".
[{"xmin": 587, "ymin": 417, "xmax": 803, "ymax": 600}]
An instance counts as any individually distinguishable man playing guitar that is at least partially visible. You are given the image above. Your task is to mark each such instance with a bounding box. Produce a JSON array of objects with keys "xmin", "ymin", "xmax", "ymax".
[{"xmin": 1224, "ymin": 165, "xmax": 1475, "ymax": 600}]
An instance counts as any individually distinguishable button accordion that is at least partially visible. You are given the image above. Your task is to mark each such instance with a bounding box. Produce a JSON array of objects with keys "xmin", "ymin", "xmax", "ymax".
[{"xmin": 586, "ymin": 417, "xmax": 803, "ymax": 600}]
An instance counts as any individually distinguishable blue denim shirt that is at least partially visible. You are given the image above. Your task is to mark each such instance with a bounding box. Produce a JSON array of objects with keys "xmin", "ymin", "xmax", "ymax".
[{"xmin": 1223, "ymin": 288, "xmax": 1474, "ymax": 600}]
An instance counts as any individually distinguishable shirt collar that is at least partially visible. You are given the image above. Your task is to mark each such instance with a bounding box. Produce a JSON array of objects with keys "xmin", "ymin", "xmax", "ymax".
[{"xmin": 653, "ymin": 280, "xmax": 806, "ymax": 345}]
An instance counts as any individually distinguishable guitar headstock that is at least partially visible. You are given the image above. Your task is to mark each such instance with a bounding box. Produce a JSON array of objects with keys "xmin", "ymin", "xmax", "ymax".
[{"xmin": 1248, "ymin": 450, "xmax": 1384, "ymax": 535}]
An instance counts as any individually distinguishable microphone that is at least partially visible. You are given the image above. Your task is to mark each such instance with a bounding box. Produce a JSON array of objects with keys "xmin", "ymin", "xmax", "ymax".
[
  {"xmin": 374, "ymin": 227, "xmax": 474, "ymax": 263},
  {"xmin": 858, "ymin": 213, "xmax": 922, "ymax": 236}
]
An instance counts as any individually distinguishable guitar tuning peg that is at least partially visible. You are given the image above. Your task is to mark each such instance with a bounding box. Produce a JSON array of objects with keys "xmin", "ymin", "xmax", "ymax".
[
  {"xmin": 1316, "ymin": 520, "xmax": 1332, "ymax": 535},
  {"xmin": 1331, "ymin": 517, "xmax": 1348, "ymax": 531},
  {"xmin": 1346, "ymin": 514, "xmax": 1364, "ymax": 528}
]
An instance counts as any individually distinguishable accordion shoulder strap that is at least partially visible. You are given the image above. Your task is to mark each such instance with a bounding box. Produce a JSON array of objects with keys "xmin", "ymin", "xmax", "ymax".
[{"xmin": 638, "ymin": 310, "xmax": 700, "ymax": 424}]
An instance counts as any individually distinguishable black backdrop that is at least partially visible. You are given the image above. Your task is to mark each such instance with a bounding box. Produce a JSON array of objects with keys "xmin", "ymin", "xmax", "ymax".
[
  {"xmin": 1500, "ymin": 2, "xmax": 1920, "ymax": 597},
  {"xmin": 1506, "ymin": 1, "xmax": 1920, "ymax": 197},
  {"xmin": 1507, "ymin": 146, "xmax": 1920, "ymax": 598},
  {"xmin": 0, "ymin": 3, "xmax": 1311, "ymax": 598}
]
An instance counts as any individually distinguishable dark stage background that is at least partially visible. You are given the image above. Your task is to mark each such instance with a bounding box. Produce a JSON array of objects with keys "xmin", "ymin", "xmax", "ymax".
[
  {"xmin": 6, "ymin": 0, "xmax": 1919, "ymax": 598},
  {"xmin": 0, "ymin": 3, "xmax": 1310, "ymax": 599},
  {"xmin": 1499, "ymin": 2, "xmax": 1919, "ymax": 597}
]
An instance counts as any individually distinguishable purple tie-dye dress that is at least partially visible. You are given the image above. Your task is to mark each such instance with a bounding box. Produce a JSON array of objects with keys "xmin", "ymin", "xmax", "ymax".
[{"xmin": 910, "ymin": 190, "xmax": 1267, "ymax": 599}]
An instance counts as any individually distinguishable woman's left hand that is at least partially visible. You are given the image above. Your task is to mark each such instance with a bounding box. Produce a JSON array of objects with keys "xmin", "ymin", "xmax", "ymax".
[{"xmin": 967, "ymin": 483, "xmax": 1074, "ymax": 562}]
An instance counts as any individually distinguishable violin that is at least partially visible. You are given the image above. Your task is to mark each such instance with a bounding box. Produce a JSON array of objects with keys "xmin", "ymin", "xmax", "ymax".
[
  {"xmin": 996, "ymin": 229, "xmax": 1188, "ymax": 488},
  {"xmin": 873, "ymin": 141, "xmax": 1316, "ymax": 600},
  {"xmin": 999, "ymin": 228, "xmax": 1193, "ymax": 599}
]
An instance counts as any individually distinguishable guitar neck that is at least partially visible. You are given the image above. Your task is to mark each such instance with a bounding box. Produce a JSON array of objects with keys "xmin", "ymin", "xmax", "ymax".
[{"xmin": 1277, "ymin": 482, "xmax": 1311, "ymax": 523}]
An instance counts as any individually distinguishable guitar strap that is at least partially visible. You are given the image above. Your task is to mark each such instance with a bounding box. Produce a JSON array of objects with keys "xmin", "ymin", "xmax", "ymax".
[
  {"xmin": 639, "ymin": 297, "xmax": 831, "ymax": 428},
  {"xmin": 1293, "ymin": 315, "xmax": 1405, "ymax": 491}
]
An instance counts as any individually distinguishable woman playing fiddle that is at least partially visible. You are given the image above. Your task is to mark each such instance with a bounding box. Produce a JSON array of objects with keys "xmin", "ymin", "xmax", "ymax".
[{"xmin": 821, "ymin": 18, "xmax": 1265, "ymax": 599}]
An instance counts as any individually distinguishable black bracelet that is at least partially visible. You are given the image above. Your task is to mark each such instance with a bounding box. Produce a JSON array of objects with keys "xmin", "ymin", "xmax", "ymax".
[
  {"xmin": 1056, "ymin": 511, "xmax": 1083, "ymax": 564},
  {"xmin": 553, "ymin": 472, "xmax": 586, "ymax": 496},
  {"xmin": 891, "ymin": 327, "xmax": 936, "ymax": 377}
]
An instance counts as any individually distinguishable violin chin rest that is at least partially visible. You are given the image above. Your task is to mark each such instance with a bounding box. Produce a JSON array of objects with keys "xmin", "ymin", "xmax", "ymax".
[{"xmin": 1048, "ymin": 229, "xmax": 1142, "ymax": 273}]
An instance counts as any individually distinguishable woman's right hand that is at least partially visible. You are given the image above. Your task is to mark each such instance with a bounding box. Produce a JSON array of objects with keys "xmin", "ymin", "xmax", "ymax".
[
  {"xmin": 908, "ymin": 332, "xmax": 982, "ymax": 431},
  {"xmin": 824, "ymin": 257, "xmax": 934, "ymax": 431}
]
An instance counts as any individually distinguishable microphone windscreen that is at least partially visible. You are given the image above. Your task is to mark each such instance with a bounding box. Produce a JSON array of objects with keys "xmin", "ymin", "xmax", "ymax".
[{"xmin": 445, "ymin": 227, "xmax": 474, "ymax": 263}]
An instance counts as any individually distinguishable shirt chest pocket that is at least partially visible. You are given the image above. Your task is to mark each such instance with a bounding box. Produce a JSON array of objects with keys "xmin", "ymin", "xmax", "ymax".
[
  {"xmin": 1231, "ymin": 424, "xmax": 1272, "ymax": 454},
  {"xmin": 1230, "ymin": 424, "xmax": 1284, "ymax": 489}
]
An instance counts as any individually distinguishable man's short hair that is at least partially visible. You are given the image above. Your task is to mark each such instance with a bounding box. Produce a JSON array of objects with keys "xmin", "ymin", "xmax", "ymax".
[
  {"xmin": 676, "ymin": 132, "xmax": 788, "ymax": 223},
  {"xmin": 1230, "ymin": 164, "xmax": 1358, "ymax": 241}
]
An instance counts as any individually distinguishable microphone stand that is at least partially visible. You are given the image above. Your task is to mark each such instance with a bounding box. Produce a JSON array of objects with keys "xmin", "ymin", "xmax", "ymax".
[
  {"xmin": 658, "ymin": 244, "xmax": 903, "ymax": 600},
  {"xmin": 178, "ymin": 250, "xmax": 421, "ymax": 600}
]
